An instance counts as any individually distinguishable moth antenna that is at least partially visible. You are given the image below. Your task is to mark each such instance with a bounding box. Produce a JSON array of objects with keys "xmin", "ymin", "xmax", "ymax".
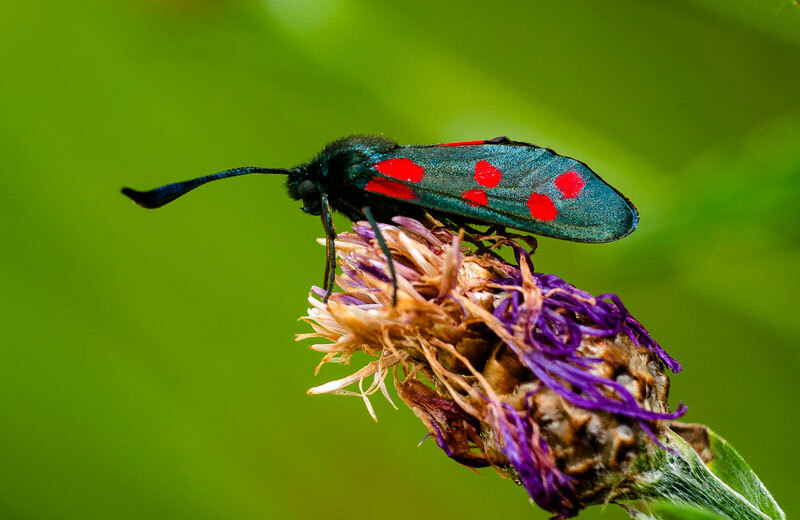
[{"xmin": 121, "ymin": 166, "xmax": 291, "ymax": 209}]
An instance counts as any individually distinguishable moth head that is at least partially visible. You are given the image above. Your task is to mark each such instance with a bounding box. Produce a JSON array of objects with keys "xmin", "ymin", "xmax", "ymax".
[{"xmin": 286, "ymin": 167, "xmax": 323, "ymax": 216}]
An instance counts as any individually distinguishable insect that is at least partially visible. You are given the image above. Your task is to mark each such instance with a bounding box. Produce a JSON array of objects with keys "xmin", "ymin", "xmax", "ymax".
[{"xmin": 122, "ymin": 135, "xmax": 638, "ymax": 303}]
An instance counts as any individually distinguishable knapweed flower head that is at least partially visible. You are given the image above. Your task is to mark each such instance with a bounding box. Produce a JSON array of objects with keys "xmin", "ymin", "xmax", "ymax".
[{"xmin": 297, "ymin": 216, "xmax": 686, "ymax": 519}]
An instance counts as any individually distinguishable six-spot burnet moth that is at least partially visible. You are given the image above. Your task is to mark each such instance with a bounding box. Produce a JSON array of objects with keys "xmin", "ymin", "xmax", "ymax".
[{"xmin": 122, "ymin": 135, "xmax": 638, "ymax": 303}]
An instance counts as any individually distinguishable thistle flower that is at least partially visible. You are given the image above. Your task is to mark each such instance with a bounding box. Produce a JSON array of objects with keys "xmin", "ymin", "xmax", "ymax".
[{"xmin": 297, "ymin": 217, "xmax": 783, "ymax": 520}]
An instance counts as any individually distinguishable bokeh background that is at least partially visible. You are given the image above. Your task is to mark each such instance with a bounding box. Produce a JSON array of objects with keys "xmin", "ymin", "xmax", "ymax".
[{"xmin": 2, "ymin": 1, "xmax": 799, "ymax": 518}]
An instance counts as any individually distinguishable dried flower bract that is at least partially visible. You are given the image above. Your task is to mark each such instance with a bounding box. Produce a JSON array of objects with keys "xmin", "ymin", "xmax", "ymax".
[{"xmin": 297, "ymin": 217, "xmax": 685, "ymax": 518}]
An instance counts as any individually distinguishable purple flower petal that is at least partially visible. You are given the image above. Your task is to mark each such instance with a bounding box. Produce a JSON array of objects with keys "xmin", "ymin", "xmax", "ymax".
[
  {"xmin": 312, "ymin": 217, "xmax": 686, "ymax": 518},
  {"xmin": 392, "ymin": 216, "xmax": 445, "ymax": 249}
]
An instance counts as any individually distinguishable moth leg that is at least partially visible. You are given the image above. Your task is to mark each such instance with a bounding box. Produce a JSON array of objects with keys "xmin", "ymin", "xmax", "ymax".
[
  {"xmin": 362, "ymin": 206, "xmax": 397, "ymax": 306},
  {"xmin": 320, "ymin": 193, "xmax": 337, "ymax": 302},
  {"xmin": 486, "ymin": 224, "xmax": 506, "ymax": 236},
  {"xmin": 441, "ymin": 217, "xmax": 504, "ymax": 262}
]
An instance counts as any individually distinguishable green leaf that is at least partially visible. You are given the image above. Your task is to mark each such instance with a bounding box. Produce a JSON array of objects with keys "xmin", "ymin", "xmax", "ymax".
[
  {"xmin": 621, "ymin": 500, "xmax": 725, "ymax": 520},
  {"xmin": 703, "ymin": 428, "xmax": 785, "ymax": 520},
  {"xmin": 649, "ymin": 501, "xmax": 726, "ymax": 520},
  {"xmin": 623, "ymin": 425, "xmax": 785, "ymax": 520}
]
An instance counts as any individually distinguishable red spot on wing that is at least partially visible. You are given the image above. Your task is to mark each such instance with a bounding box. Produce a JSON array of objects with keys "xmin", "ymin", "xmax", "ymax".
[
  {"xmin": 365, "ymin": 178, "xmax": 417, "ymax": 200},
  {"xmin": 554, "ymin": 170, "xmax": 586, "ymax": 199},
  {"xmin": 438, "ymin": 140, "xmax": 485, "ymax": 147},
  {"xmin": 474, "ymin": 160, "xmax": 503, "ymax": 188},
  {"xmin": 462, "ymin": 189, "xmax": 488, "ymax": 206},
  {"xmin": 527, "ymin": 193, "xmax": 557, "ymax": 221},
  {"xmin": 371, "ymin": 158, "xmax": 424, "ymax": 182}
]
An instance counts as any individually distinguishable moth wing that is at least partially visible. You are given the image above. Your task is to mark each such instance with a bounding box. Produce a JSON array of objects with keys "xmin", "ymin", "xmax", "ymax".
[{"xmin": 364, "ymin": 140, "xmax": 637, "ymax": 243}]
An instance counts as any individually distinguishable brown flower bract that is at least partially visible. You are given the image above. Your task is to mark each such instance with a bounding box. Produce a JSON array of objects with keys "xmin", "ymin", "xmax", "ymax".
[{"xmin": 298, "ymin": 217, "xmax": 674, "ymax": 513}]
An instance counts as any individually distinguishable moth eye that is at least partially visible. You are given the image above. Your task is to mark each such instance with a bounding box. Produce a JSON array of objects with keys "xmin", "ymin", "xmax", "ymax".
[{"xmin": 297, "ymin": 180, "xmax": 319, "ymax": 200}]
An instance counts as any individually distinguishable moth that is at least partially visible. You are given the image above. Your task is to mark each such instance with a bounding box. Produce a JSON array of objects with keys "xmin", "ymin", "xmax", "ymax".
[{"xmin": 122, "ymin": 135, "xmax": 638, "ymax": 303}]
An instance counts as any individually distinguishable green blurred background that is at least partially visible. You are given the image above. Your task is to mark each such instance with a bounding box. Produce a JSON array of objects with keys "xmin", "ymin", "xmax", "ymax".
[{"xmin": 1, "ymin": 1, "xmax": 798, "ymax": 518}]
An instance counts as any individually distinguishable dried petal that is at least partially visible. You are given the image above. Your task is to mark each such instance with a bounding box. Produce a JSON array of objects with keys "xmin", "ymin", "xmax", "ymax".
[{"xmin": 297, "ymin": 218, "xmax": 685, "ymax": 518}]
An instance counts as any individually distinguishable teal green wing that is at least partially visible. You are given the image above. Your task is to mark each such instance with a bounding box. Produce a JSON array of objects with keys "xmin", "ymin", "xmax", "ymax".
[{"xmin": 359, "ymin": 138, "xmax": 638, "ymax": 243}]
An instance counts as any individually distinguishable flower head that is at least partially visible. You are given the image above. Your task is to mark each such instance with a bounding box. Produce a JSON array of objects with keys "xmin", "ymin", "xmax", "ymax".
[{"xmin": 298, "ymin": 217, "xmax": 686, "ymax": 518}]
